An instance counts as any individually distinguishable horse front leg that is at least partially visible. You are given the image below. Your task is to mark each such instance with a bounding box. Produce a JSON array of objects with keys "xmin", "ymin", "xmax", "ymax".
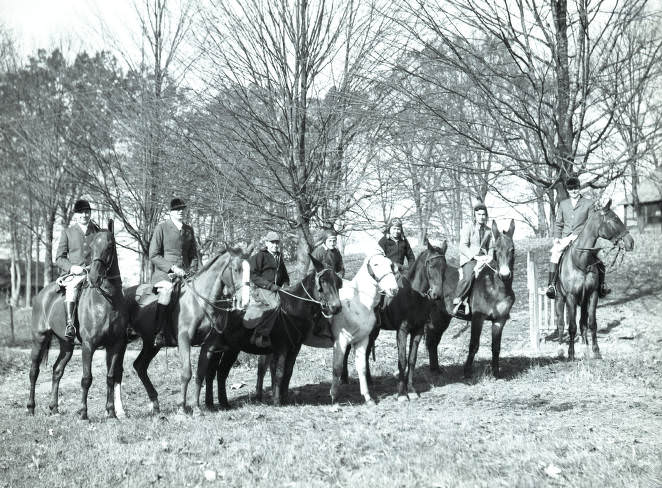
[
  {"xmin": 554, "ymin": 296, "xmax": 566, "ymax": 343},
  {"xmin": 192, "ymin": 343, "xmax": 211, "ymax": 415},
  {"xmin": 353, "ymin": 337, "xmax": 375, "ymax": 406},
  {"xmin": 49, "ymin": 339, "xmax": 74, "ymax": 415},
  {"xmin": 280, "ymin": 346, "xmax": 301, "ymax": 405},
  {"xmin": 111, "ymin": 340, "xmax": 128, "ymax": 419},
  {"xmin": 256, "ymin": 354, "xmax": 271, "ymax": 402},
  {"xmin": 331, "ymin": 334, "xmax": 351, "ymax": 404},
  {"xmin": 177, "ymin": 335, "xmax": 193, "ymax": 415},
  {"xmin": 426, "ymin": 302, "xmax": 451, "ymax": 374},
  {"xmin": 491, "ymin": 321, "xmax": 505, "ymax": 378},
  {"xmin": 464, "ymin": 315, "xmax": 485, "ymax": 379},
  {"xmin": 565, "ymin": 297, "xmax": 578, "ymax": 361},
  {"xmin": 104, "ymin": 340, "xmax": 126, "ymax": 419},
  {"xmin": 27, "ymin": 332, "xmax": 51, "ymax": 415},
  {"xmin": 406, "ymin": 330, "xmax": 423, "ymax": 398},
  {"xmin": 216, "ymin": 350, "xmax": 239, "ymax": 410},
  {"xmin": 204, "ymin": 352, "xmax": 218, "ymax": 411},
  {"xmin": 587, "ymin": 292, "xmax": 601, "ymax": 359},
  {"xmin": 579, "ymin": 299, "xmax": 590, "ymax": 347},
  {"xmin": 78, "ymin": 343, "xmax": 95, "ymax": 421},
  {"xmin": 396, "ymin": 327, "xmax": 409, "ymax": 401},
  {"xmin": 271, "ymin": 353, "xmax": 286, "ymax": 407},
  {"xmin": 133, "ymin": 344, "xmax": 161, "ymax": 415}
]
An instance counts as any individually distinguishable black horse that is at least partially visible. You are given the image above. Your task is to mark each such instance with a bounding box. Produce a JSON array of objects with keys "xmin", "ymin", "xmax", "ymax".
[
  {"xmin": 553, "ymin": 200, "xmax": 634, "ymax": 360},
  {"xmin": 206, "ymin": 255, "xmax": 342, "ymax": 408},
  {"xmin": 27, "ymin": 221, "xmax": 128, "ymax": 419}
]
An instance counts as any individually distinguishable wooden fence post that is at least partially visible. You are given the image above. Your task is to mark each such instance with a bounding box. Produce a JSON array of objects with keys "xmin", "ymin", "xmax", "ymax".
[{"xmin": 527, "ymin": 251, "xmax": 539, "ymax": 352}]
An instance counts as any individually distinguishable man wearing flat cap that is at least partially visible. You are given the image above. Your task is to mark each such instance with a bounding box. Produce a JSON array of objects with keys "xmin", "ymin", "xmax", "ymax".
[
  {"xmin": 451, "ymin": 201, "xmax": 495, "ymax": 318},
  {"xmin": 55, "ymin": 199, "xmax": 101, "ymax": 342},
  {"xmin": 246, "ymin": 231, "xmax": 290, "ymax": 347},
  {"xmin": 546, "ymin": 175, "xmax": 610, "ymax": 301},
  {"xmin": 311, "ymin": 229, "xmax": 345, "ymax": 278},
  {"xmin": 149, "ymin": 198, "xmax": 199, "ymax": 348}
]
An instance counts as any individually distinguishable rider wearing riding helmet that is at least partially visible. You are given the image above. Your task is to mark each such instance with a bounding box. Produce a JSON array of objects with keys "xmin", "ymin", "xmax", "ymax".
[
  {"xmin": 545, "ymin": 175, "xmax": 610, "ymax": 300},
  {"xmin": 149, "ymin": 197, "xmax": 199, "ymax": 348},
  {"xmin": 55, "ymin": 199, "xmax": 101, "ymax": 343},
  {"xmin": 451, "ymin": 201, "xmax": 495, "ymax": 318},
  {"xmin": 378, "ymin": 217, "xmax": 415, "ymax": 270},
  {"xmin": 311, "ymin": 229, "xmax": 345, "ymax": 279}
]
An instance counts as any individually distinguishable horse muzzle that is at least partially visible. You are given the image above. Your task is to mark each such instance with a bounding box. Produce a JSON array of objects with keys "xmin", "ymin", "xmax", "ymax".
[
  {"xmin": 498, "ymin": 267, "xmax": 512, "ymax": 280},
  {"xmin": 321, "ymin": 301, "xmax": 342, "ymax": 317},
  {"xmin": 621, "ymin": 234, "xmax": 634, "ymax": 252}
]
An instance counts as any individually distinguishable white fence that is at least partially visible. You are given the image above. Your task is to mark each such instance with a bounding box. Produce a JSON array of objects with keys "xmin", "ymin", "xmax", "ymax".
[{"xmin": 527, "ymin": 251, "xmax": 555, "ymax": 351}]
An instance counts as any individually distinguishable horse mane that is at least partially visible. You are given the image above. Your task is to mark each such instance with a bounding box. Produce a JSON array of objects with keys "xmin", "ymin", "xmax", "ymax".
[{"xmin": 196, "ymin": 251, "xmax": 229, "ymax": 275}]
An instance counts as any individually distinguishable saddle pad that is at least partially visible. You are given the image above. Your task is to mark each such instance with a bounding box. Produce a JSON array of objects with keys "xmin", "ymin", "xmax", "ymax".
[{"xmin": 242, "ymin": 306, "xmax": 280, "ymax": 331}]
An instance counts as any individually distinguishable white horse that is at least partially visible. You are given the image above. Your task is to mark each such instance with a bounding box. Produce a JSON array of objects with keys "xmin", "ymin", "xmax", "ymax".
[{"xmin": 256, "ymin": 250, "xmax": 399, "ymax": 406}]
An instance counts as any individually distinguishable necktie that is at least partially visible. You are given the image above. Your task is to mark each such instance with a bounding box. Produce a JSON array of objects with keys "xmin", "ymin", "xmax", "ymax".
[{"xmin": 478, "ymin": 226, "xmax": 485, "ymax": 251}]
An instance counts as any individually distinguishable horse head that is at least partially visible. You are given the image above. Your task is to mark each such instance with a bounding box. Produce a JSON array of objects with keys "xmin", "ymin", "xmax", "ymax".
[
  {"xmin": 221, "ymin": 244, "xmax": 254, "ymax": 308},
  {"xmin": 87, "ymin": 220, "xmax": 118, "ymax": 288},
  {"xmin": 491, "ymin": 219, "xmax": 515, "ymax": 281},
  {"xmin": 309, "ymin": 254, "xmax": 342, "ymax": 317},
  {"xmin": 597, "ymin": 199, "xmax": 634, "ymax": 251},
  {"xmin": 410, "ymin": 237, "xmax": 447, "ymax": 300},
  {"xmin": 365, "ymin": 252, "xmax": 399, "ymax": 297}
]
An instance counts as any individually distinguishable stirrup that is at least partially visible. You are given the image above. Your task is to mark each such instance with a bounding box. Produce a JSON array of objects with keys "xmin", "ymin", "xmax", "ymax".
[
  {"xmin": 545, "ymin": 285, "xmax": 556, "ymax": 300},
  {"xmin": 65, "ymin": 322, "xmax": 76, "ymax": 342}
]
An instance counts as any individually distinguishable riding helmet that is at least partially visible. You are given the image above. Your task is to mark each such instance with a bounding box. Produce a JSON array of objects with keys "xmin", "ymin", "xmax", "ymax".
[
  {"xmin": 73, "ymin": 199, "xmax": 92, "ymax": 213},
  {"xmin": 170, "ymin": 198, "xmax": 187, "ymax": 210}
]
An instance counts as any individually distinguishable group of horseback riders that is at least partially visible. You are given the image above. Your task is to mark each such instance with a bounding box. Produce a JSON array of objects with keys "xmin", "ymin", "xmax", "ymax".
[{"xmin": 54, "ymin": 173, "xmax": 611, "ymax": 346}]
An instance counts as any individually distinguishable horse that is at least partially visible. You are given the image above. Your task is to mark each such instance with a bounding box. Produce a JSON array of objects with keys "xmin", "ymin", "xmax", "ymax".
[
  {"xmin": 206, "ymin": 255, "xmax": 343, "ymax": 408},
  {"xmin": 254, "ymin": 250, "xmax": 399, "ymax": 406},
  {"xmin": 27, "ymin": 220, "xmax": 128, "ymax": 420},
  {"xmin": 124, "ymin": 246, "xmax": 250, "ymax": 415},
  {"xmin": 346, "ymin": 240, "xmax": 448, "ymax": 401},
  {"xmin": 457, "ymin": 219, "xmax": 516, "ymax": 378},
  {"xmin": 552, "ymin": 200, "xmax": 634, "ymax": 360}
]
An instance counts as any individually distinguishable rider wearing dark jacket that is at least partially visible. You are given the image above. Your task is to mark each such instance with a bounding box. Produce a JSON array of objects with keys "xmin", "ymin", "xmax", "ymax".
[{"xmin": 378, "ymin": 218, "xmax": 415, "ymax": 269}]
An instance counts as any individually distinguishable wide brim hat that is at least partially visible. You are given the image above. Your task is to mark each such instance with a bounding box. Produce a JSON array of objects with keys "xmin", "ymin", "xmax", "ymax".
[
  {"xmin": 170, "ymin": 198, "xmax": 187, "ymax": 210},
  {"xmin": 265, "ymin": 231, "xmax": 280, "ymax": 242},
  {"xmin": 73, "ymin": 199, "xmax": 91, "ymax": 213}
]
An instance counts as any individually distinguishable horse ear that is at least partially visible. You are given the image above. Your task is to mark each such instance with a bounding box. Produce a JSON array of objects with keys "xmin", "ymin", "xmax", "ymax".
[
  {"xmin": 604, "ymin": 198, "xmax": 612, "ymax": 211},
  {"xmin": 439, "ymin": 239, "xmax": 447, "ymax": 255},
  {"xmin": 491, "ymin": 220, "xmax": 500, "ymax": 238},
  {"xmin": 423, "ymin": 235, "xmax": 429, "ymax": 247},
  {"xmin": 309, "ymin": 253, "xmax": 324, "ymax": 272},
  {"xmin": 108, "ymin": 219, "xmax": 114, "ymax": 234},
  {"xmin": 506, "ymin": 219, "xmax": 515, "ymax": 238},
  {"xmin": 244, "ymin": 243, "xmax": 255, "ymax": 258}
]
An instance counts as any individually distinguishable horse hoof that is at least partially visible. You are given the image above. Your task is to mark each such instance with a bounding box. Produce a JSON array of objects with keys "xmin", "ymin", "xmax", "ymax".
[
  {"xmin": 365, "ymin": 399, "xmax": 376, "ymax": 407},
  {"xmin": 397, "ymin": 395, "xmax": 408, "ymax": 402},
  {"xmin": 106, "ymin": 410, "xmax": 117, "ymax": 420},
  {"xmin": 204, "ymin": 404, "xmax": 219, "ymax": 413},
  {"xmin": 116, "ymin": 409, "xmax": 128, "ymax": 419},
  {"xmin": 48, "ymin": 406, "xmax": 59, "ymax": 415},
  {"xmin": 429, "ymin": 366, "xmax": 443, "ymax": 375},
  {"xmin": 593, "ymin": 350, "xmax": 602, "ymax": 360},
  {"xmin": 78, "ymin": 410, "xmax": 89, "ymax": 421}
]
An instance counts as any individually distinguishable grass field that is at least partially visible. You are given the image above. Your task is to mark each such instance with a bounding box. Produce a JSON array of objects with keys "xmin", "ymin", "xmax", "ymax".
[{"xmin": 0, "ymin": 228, "xmax": 661, "ymax": 487}]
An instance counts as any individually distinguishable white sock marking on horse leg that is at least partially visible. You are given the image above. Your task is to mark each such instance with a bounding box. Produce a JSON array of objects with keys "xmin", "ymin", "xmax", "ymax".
[{"xmin": 114, "ymin": 383, "xmax": 126, "ymax": 418}]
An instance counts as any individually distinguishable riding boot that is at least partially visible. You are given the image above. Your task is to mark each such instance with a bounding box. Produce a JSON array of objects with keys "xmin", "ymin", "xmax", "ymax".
[
  {"xmin": 545, "ymin": 264, "xmax": 558, "ymax": 299},
  {"xmin": 153, "ymin": 303, "xmax": 170, "ymax": 348},
  {"xmin": 64, "ymin": 301, "xmax": 76, "ymax": 343}
]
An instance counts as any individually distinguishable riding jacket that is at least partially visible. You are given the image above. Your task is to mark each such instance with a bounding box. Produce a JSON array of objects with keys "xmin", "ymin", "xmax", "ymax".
[
  {"xmin": 378, "ymin": 234, "xmax": 415, "ymax": 267},
  {"xmin": 250, "ymin": 249, "xmax": 290, "ymax": 291},
  {"xmin": 458, "ymin": 222, "xmax": 493, "ymax": 267},
  {"xmin": 149, "ymin": 218, "xmax": 199, "ymax": 283},
  {"xmin": 55, "ymin": 221, "xmax": 102, "ymax": 275},
  {"xmin": 311, "ymin": 245, "xmax": 344, "ymax": 277},
  {"xmin": 553, "ymin": 195, "xmax": 594, "ymax": 239}
]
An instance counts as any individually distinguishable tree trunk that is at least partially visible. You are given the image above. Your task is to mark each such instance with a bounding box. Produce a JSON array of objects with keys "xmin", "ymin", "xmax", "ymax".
[
  {"xmin": 10, "ymin": 220, "xmax": 21, "ymax": 309},
  {"xmin": 43, "ymin": 210, "xmax": 56, "ymax": 284}
]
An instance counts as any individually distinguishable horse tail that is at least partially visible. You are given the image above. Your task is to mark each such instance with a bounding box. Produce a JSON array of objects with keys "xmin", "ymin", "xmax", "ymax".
[{"xmin": 41, "ymin": 333, "xmax": 53, "ymax": 368}]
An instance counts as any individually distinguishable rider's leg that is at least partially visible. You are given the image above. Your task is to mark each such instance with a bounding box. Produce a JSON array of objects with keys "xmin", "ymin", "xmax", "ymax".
[
  {"xmin": 62, "ymin": 275, "xmax": 84, "ymax": 342},
  {"xmin": 153, "ymin": 281, "xmax": 173, "ymax": 348},
  {"xmin": 64, "ymin": 301, "xmax": 76, "ymax": 342},
  {"xmin": 250, "ymin": 288, "xmax": 280, "ymax": 348},
  {"xmin": 546, "ymin": 241, "xmax": 563, "ymax": 299},
  {"xmin": 452, "ymin": 262, "xmax": 475, "ymax": 316}
]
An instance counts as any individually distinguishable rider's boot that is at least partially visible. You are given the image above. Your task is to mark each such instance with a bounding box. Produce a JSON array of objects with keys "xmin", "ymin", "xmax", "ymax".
[
  {"xmin": 153, "ymin": 304, "xmax": 170, "ymax": 348},
  {"xmin": 545, "ymin": 264, "xmax": 558, "ymax": 299},
  {"xmin": 451, "ymin": 297, "xmax": 470, "ymax": 319},
  {"xmin": 64, "ymin": 301, "xmax": 76, "ymax": 343}
]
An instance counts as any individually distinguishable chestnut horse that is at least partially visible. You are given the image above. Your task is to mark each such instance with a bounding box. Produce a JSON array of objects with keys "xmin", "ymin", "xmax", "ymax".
[
  {"xmin": 124, "ymin": 246, "xmax": 250, "ymax": 415},
  {"xmin": 552, "ymin": 200, "xmax": 634, "ymax": 360},
  {"xmin": 27, "ymin": 221, "xmax": 128, "ymax": 420}
]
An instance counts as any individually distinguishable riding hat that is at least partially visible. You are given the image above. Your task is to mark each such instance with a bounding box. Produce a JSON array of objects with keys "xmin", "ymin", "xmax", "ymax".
[
  {"xmin": 566, "ymin": 176, "xmax": 581, "ymax": 190},
  {"xmin": 473, "ymin": 202, "xmax": 487, "ymax": 212},
  {"xmin": 170, "ymin": 198, "xmax": 187, "ymax": 210},
  {"xmin": 265, "ymin": 231, "xmax": 280, "ymax": 242},
  {"xmin": 73, "ymin": 199, "xmax": 92, "ymax": 213},
  {"xmin": 389, "ymin": 218, "xmax": 403, "ymax": 229}
]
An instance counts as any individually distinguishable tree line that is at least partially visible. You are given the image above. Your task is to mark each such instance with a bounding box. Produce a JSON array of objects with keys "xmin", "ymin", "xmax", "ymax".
[{"xmin": 1, "ymin": 0, "xmax": 661, "ymax": 309}]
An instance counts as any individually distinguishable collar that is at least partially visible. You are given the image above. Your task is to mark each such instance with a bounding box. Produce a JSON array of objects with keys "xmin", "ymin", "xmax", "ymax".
[{"xmin": 169, "ymin": 217, "xmax": 183, "ymax": 231}]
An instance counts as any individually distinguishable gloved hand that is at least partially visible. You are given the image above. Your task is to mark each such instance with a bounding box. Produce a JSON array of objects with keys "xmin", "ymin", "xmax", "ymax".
[
  {"xmin": 171, "ymin": 265, "xmax": 186, "ymax": 277},
  {"xmin": 70, "ymin": 265, "xmax": 85, "ymax": 275}
]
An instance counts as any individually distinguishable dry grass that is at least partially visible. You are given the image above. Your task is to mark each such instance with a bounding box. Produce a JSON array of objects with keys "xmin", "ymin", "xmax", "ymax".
[{"xmin": 0, "ymin": 227, "xmax": 660, "ymax": 487}]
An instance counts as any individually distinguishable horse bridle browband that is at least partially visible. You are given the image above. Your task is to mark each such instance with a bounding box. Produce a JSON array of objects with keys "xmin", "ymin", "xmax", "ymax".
[{"xmin": 366, "ymin": 255, "xmax": 395, "ymax": 293}]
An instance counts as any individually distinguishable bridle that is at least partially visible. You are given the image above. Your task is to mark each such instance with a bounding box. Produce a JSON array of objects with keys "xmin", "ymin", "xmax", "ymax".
[
  {"xmin": 573, "ymin": 209, "xmax": 630, "ymax": 269},
  {"xmin": 279, "ymin": 269, "xmax": 337, "ymax": 318},
  {"xmin": 365, "ymin": 255, "xmax": 397, "ymax": 295},
  {"xmin": 421, "ymin": 252, "xmax": 446, "ymax": 299}
]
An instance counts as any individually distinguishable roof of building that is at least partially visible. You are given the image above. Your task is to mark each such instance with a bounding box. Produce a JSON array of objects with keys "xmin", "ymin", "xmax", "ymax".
[{"xmin": 624, "ymin": 166, "xmax": 662, "ymax": 204}]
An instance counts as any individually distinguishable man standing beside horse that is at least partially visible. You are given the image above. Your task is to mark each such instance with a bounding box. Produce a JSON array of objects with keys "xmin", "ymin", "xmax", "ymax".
[
  {"xmin": 149, "ymin": 197, "xmax": 199, "ymax": 348},
  {"xmin": 55, "ymin": 199, "xmax": 101, "ymax": 343},
  {"xmin": 545, "ymin": 176, "xmax": 610, "ymax": 300}
]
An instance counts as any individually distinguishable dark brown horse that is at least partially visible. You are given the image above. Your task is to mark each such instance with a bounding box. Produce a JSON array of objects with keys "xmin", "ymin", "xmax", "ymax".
[
  {"xmin": 358, "ymin": 240, "xmax": 448, "ymax": 401},
  {"xmin": 124, "ymin": 246, "xmax": 250, "ymax": 415},
  {"xmin": 27, "ymin": 221, "xmax": 128, "ymax": 420},
  {"xmin": 461, "ymin": 220, "xmax": 516, "ymax": 378},
  {"xmin": 552, "ymin": 200, "xmax": 634, "ymax": 360},
  {"xmin": 206, "ymin": 255, "xmax": 343, "ymax": 408}
]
